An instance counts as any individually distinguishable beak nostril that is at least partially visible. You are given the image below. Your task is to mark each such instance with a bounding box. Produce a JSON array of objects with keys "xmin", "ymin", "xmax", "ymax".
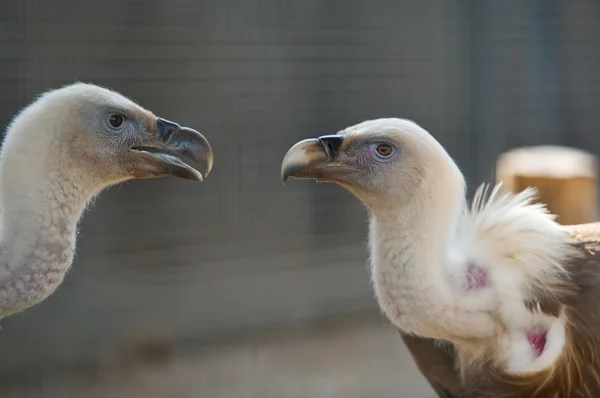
[
  {"xmin": 324, "ymin": 141, "xmax": 335, "ymax": 157},
  {"xmin": 162, "ymin": 128, "xmax": 176, "ymax": 143},
  {"xmin": 318, "ymin": 135, "xmax": 344, "ymax": 160},
  {"xmin": 156, "ymin": 117, "xmax": 182, "ymax": 142}
]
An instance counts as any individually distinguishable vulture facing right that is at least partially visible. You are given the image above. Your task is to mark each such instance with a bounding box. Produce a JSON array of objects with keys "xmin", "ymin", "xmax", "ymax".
[
  {"xmin": 281, "ymin": 118, "xmax": 600, "ymax": 397},
  {"xmin": 0, "ymin": 83, "xmax": 213, "ymax": 320}
]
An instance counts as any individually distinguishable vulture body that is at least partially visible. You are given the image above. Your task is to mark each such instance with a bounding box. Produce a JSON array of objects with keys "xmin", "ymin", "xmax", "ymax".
[
  {"xmin": 281, "ymin": 118, "xmax": 600, "ymax": 397},
  {"xmin": 0, "ymin": 83, "xmax": 213, "ymax": 319}
]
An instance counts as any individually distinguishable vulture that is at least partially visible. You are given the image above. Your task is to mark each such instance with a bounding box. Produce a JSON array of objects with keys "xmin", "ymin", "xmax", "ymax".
[
  {"xmin": 281, "ymin": 118, "xmax": 600, "ymax": 398},
  {"xmin": 0, "ymin": 83, "xmax": 213, "ymax": 320}
]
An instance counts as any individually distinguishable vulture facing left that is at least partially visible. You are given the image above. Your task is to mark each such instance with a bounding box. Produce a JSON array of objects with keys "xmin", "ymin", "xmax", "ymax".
[
  {"xmin": 0, "ymin": 83, "xmax": 213, "ymax": 320},
  {"xmin": 281, "ymin": 118, "xmax": 600, "ymax": 397}
]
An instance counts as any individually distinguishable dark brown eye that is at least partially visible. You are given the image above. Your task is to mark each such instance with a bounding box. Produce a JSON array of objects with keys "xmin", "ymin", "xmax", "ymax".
[
  {"xmin": 376, "ymin": 143, "xmax": 394, "ymax": 157},
  {"xmin": 108, "ymin": 113, "xmax": 125, "ymax": 129}
]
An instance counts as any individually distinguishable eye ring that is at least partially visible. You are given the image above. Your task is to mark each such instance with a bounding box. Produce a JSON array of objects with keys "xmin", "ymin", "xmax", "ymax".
[
  {"xmin": 375, "ymin": 143, "xmax": 394, "ymax": 158},
  {"xmin": 107, "ymin": 113, "xmax": 125, "ymax": 130}
]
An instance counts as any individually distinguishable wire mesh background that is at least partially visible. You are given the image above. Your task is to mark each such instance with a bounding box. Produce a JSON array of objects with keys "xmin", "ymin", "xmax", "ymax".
[{"xmin": 0, "ymin": 0, "xmax": 599, "ymax": 393}]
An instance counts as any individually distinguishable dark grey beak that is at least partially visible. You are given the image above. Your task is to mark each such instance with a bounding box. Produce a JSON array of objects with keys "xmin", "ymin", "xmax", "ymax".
[{"xmin": 131, "ymin": 117, "xmax": 214, "ymax": 181}]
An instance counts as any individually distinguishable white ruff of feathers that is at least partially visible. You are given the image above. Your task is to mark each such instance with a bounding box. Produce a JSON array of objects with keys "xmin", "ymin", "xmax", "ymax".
[
  {"xmin": 370, "ymin": 176, "xmax": 577, "ymax": 374},
  {"xmin": 464, "ymin": 184, "xmax": 575, "ymax": 372}
]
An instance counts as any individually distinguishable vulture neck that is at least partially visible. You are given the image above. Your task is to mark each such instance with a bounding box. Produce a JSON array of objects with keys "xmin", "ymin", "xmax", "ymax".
[
  {"xmin": 368, "ymin": 160, "xmax": 495, "ymax": 341},
  {"xmin": 0, "ymin": 140, "xmax": 102, "ymax": 318}
]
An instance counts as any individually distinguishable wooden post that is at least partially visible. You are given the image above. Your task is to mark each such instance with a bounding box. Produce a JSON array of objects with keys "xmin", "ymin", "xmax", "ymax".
[{"xmin": 496, "ymin": 146, "xmax": 598, "ymax": 225}]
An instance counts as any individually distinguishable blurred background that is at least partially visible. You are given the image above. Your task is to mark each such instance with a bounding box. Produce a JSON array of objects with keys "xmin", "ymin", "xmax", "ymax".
[{"xmin": 1, "ymin": 1, "xmax": 600, "ymax": 397}]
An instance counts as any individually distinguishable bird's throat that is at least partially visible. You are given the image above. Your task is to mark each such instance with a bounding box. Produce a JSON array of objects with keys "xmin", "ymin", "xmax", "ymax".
[
  {"xmin": 0, "ymin": 174, "xmax": 96, "ymax": 318},
  {"xmin": 368, "ymin": 192, "xmax": 475, "ymax": 339}
]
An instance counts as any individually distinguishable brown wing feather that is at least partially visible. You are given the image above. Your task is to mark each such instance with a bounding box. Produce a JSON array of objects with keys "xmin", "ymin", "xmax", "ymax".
[
  {"xmin": 400, "ymin": 222, "xmax": 600, "ymax": 398},
  {"xmin": 400, "ymin": 332, "xmax": 464, "ymax": 397}
]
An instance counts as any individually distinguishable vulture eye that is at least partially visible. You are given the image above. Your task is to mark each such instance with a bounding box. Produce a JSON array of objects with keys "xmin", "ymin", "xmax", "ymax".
[
  {"xmin": 375, "ymin": 143, "xmax": 394, "ymax": 158},
  {"xmin": 107, "ymin": 113, "xmax": 125, "ymax": 130}
]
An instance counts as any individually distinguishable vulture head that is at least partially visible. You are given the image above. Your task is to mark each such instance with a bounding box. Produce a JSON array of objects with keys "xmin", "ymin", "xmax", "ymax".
[
  {"xmin": 281, "ymin": 118, "xmax": 465, "ymax": 210},
  {"xmin": 2, "ymin": 83, "xmax": 212, "ymax": 191},
  {"xmin": 282, "ymin": 118, "xmax": 600, "ymax": 396},
  {"xmin": 0, "ymin": 83, "xmax": 213, "ymax": 319}
]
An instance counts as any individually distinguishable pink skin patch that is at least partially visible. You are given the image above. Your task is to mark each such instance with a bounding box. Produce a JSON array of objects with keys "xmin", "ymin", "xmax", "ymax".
[
  {"xmin": 465, "ymin": 263, "xmax": 487, "ymax": 291},
  {"xmin": 357, "ymin": 148, "xmax": 375, "ymax": 165},
  {"xmin": 526, "ymin": 331, "xmax": 547, "ymax": 356}
]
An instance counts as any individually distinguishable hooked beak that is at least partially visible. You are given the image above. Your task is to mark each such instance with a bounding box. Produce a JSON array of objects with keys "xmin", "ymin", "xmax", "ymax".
[
  {"xmin": 281, "ymin": 135, "xmax": 345, "ymax": 184},
  {"xmin": 130, "ymin": 117, "xmax": 214, "ymax": 181}
]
